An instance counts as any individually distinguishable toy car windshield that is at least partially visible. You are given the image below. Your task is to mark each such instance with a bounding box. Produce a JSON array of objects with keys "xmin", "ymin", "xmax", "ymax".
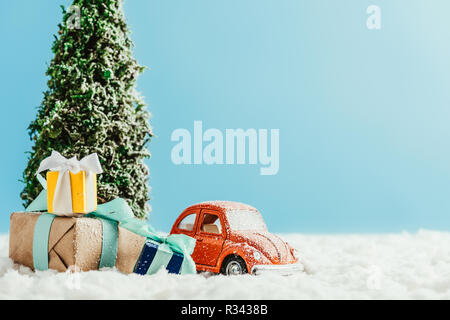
[{"xmin": 226, "ymin": 210, "xmax": 267, "ymax": 231}]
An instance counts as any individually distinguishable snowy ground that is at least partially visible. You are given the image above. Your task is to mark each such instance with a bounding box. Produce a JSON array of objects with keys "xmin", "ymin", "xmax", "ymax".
[{"xmin": 1, "ymin": 230, "xmax": 450, "ymax": 300}]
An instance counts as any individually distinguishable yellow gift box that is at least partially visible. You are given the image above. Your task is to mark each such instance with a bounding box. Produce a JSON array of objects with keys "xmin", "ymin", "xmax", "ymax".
[{"xmin": 47, "ymin": 171, "xmax": 97, "ymax": 214}]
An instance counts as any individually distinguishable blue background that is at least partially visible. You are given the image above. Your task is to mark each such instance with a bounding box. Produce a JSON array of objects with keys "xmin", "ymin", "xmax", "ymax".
[{"xmin": 1, "ymin": 0, "xmax": 449, "ymax": 233}]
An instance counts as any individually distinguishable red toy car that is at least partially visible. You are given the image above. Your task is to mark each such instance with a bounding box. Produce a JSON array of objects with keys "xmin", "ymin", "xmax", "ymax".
[{"xmin": 170, "ymin": 201, "xmax": 302, "ymax": 275}]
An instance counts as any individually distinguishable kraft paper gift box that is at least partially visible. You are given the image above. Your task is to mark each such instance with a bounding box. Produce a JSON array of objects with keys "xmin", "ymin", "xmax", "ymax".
[
  {"xmin": 36, "ymin": 151, "xmax": 103, "ymax": 215},
  {"xmin": 9, "ymin": 211, "xmax": 195, "ymax": 275},
  {"xmin": 9, "ymin": 212, "xmax": 146, "ymax": 273}
]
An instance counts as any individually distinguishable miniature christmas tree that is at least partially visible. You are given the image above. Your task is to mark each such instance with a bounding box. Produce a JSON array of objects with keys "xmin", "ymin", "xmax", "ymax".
[{"xmin": 21, "ymin": 0, "xmax": 152, "ymax": 219}]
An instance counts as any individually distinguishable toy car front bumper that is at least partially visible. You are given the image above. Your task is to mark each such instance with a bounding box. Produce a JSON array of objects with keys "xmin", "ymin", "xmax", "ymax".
[{"xmin": 251, "ymin": 262, "xmax": 303, "ymax": 276}]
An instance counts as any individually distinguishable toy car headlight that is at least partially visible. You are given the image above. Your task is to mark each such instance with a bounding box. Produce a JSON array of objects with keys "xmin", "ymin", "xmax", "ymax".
[{"xmin": 253, "ymin": 250, "xmax": 262, "ymax": 261}]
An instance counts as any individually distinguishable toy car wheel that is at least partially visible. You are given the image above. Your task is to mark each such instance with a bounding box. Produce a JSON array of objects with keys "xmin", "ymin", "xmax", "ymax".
[{"xmin": 221, "ymin": 255, "xmax": 248, "ymax": 275}]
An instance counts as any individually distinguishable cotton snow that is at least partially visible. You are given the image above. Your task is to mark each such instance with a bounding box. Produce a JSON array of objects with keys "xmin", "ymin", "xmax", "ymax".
[{"xmin": 0, "ymin": 231, "xmax": 450, "ymax": 299}]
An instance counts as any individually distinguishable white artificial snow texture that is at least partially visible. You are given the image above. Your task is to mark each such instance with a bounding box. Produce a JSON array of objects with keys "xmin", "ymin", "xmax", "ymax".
[{"xmin": 1, "ymin": 231, "xmax": 450, "ymax": 299}]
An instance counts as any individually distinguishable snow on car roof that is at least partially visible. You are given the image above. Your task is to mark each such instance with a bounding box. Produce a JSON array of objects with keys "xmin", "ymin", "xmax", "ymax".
[{"xmin": 188, "ymin": 201, "xmax": 259, "ymax": 212}]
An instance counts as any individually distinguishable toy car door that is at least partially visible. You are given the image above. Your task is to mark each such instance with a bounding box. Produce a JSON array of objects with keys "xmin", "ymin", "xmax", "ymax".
[{"xmin": 192, "ymin": 210, "xmax": 226, "ymax": 266}]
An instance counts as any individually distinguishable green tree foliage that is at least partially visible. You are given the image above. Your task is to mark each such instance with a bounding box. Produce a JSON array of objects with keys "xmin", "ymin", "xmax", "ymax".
[{"xmin": 21, "ymin": 0, "xmax": 152, "ymax": 218}]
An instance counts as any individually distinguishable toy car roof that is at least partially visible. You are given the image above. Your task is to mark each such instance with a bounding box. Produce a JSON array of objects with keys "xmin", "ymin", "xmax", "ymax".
[{"xmin": 186, "ymin": 201, "xmax": 259, "ymax": 213}]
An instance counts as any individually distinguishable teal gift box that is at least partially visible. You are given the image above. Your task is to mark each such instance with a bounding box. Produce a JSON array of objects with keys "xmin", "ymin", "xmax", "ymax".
[{"xmin": 9, "ymin": 194, "xmax": 196, "ymax": 275}]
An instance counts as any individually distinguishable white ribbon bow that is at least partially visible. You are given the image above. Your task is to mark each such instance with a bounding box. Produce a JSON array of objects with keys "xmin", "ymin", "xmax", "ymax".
[{"xmin": 37, "ymin": 151, "xmax": 103, "ymax": 215}]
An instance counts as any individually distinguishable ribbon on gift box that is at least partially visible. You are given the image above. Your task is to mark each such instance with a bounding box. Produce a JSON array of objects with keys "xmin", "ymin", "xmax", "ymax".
[
  {"xmin": 36, "ymin": 151, "xmax": 103, "ymax": 215},
  {"xmin": 91, "ymin": 198, "xmax": 197, "ymax": 275},
  {"xmin": 25, "ymin": 193, "xmax": 197, "ymax": 275}
]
